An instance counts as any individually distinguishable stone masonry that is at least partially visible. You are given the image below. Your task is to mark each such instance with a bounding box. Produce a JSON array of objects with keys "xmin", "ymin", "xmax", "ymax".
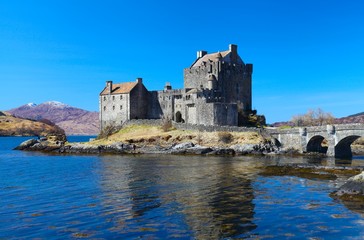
[
  {"xmin": 99, "ymin": 44, "xmax": 253, "ymax": 131},
  {"xmin": 268, "ymin": 124, "xmax": 364, "ymax": 158}
]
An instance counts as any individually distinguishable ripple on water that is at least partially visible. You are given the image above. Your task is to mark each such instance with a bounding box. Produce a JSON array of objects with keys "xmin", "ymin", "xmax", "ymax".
[{"xmin": 1, "ymin": 143, "xmax": 364, "ymax": 239}]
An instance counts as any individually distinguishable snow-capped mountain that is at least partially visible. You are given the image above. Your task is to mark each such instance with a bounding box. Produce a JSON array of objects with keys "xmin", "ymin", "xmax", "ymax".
[
  {"xmin": 43, "ymin": 101, "xmax": 70, "ymax": 108},
  {"xmin": 7, "ymin": 101, "xmax": 99, "ymax": 135},
  {"xmin": 26, "ymin": 103, "xmax": 37, "ymax": 107}
]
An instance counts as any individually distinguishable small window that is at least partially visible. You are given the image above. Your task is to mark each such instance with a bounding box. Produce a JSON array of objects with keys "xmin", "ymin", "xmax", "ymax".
[
  {"xmin": 112, "ymin": 96, "xmax": 115, "ymax": 101},
  {"xmin": 113, "ymin": 106, "xmax": 115, "ymax": 110},
  {"xmin": 103, "ymin": 96, "xmax": 106, "ymax": 101},
  {"xmin": 103, "ymin": 106, "xmax": 106, "ymax": 111},
  {"xmin": 120, "ymin": 95, "xmax": 123, "ymax": 100},
  {"xmin": 120, "ymin": 105, "xmax": 123, "ymax": 110}
]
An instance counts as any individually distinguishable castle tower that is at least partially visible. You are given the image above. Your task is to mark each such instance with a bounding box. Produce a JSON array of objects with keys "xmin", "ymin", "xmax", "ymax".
[{"xmin": 183, "ymin": 44, "xmax": 253, "ymax": 112}]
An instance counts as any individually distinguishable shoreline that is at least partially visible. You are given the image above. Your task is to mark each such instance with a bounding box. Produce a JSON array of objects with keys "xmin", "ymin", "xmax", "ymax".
[{"xmin": 14, "ymin": 136, "xmax": 364, "ymax": 203}]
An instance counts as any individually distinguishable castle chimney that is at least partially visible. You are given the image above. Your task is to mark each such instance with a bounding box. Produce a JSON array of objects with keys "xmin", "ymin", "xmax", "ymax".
[
  {"xmin": 229, "ymin": 44, "xmax": 238, "ymax": 62},
  {"xmin": 197, "ymin": 50, "xmax": 207, "ymax": 59},
  {"xmin": 106, "ymin": 80, "xmax": 113, "ymax": 94},
  {"xmin": 136, "ymin": 78, "xmax": 142, "ymax": 84},
  {"xmin": 164, "ymin": 82, "xmax": 172, "ymax": 91}
]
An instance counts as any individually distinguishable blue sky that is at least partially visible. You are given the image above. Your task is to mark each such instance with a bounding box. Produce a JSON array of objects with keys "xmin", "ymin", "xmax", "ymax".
[{"xmin": 0, "ymin": 0, "xmax": 363, "ymax": 123}]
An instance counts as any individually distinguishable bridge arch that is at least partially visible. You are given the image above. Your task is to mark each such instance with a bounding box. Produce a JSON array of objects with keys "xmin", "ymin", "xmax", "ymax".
[
  {"xmin": 271, "ymin": 138, "xmax": 281, "ymax": 148},
  {"xmin": 335, "ymin": 135, "xmax": 361, "ymax": 159},
  {"xmin": 306, "ymin": 135, "xmax": 328, "ymax": 154}
]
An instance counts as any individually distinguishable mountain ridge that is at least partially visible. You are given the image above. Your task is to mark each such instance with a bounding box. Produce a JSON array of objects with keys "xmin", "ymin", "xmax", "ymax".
[{"xmin": 7, "ymin": 101, "xmax": 99, "ymax": 135}]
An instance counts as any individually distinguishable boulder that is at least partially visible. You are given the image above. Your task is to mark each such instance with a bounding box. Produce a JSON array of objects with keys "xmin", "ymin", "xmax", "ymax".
[
  {"xmin": 335, "ymin": 171, "xmax": 364, "ymax": 196},
  {"xmin": 14, "ymin": 138, "xmax": 38, "ymax": 150},
  {"xmin": 209, "ymin": 148, "xmax": 235, "ymax": 155},
  {"xmin": 185, "ymin": 145, "xmax": 213, "ymax": 155},
  {"xmin": 172, "ymin": 142, "xmax": 194, "ymax": 150},
  {"xmin": 14, "ymin": 135, "xmax": 66, "ymax": 152},
  {"xmin": 46, "ymin": 134, "xmax": 67, "ymax": 143},
  {"xmin": 230, "ymin": 144, "xmax": 256, "ymax": 154}
]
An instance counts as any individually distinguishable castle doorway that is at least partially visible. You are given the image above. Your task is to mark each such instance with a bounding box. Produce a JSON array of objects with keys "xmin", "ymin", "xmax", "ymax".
[{"xmin": 175, "ymin": 111, "xmax": 182, "ymax": 123}]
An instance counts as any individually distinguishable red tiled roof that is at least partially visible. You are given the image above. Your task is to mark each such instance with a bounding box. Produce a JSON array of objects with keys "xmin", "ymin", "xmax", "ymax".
[
  {"xmin": 100, "ymin": 82, "xmax": 137, "ymax": 95},
  {"xmin": 190, "ymin": 48, "xmax": 244, "ymax": 68},
  {"xmin": 191, "ymin": 50, "xmax": 230, "ymax": 67}
]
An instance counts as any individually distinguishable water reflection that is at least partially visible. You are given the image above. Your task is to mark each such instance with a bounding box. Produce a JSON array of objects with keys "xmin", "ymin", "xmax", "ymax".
[
  {"xmin": 3, "ymin": 136, "xmax": 364, "ymax": 238},
  {"xmin": 98, "ymin": 154, "xmax": 364, "ymax": 238},
  {"xmin": 99, "ymin": 155, "xmax": 265, "ymax": 238}
]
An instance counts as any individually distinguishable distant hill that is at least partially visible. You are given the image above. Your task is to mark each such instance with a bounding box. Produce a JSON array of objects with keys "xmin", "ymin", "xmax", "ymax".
[
  {"xmin": 271, "ymin": 112, "xmax": 364, "ymax": 127},
  {"xmin": 7, "ymin": 101, "xmax": 99, "ymax": 135},
  {"xmin": 348, "ymin": 112, "xmax": 364, "ymax": 117},
  {"xmin": 336, "ymin": 112, "xmax": 364, "ymax": 124},
  {"xmin": 0, "ymin": 113, "xmax": 65, "ymax": 136}
]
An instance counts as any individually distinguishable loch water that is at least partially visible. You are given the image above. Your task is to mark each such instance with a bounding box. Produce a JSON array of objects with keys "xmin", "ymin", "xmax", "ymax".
[{"xmin": 1, "ymin": 137, "xmax": 364, "ymax": 239}]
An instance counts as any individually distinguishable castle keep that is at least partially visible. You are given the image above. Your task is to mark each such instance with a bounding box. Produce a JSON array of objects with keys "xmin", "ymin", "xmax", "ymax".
[{"xmin": 99, "ymin": 44, "xmax": 253, "ymax": 131}]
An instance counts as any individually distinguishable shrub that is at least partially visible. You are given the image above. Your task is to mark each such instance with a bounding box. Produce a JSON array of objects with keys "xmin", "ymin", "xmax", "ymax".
[
  {"xmin": 218, "ymin": 132, "xmax": 233, "ymax": 144},
  {"xmin": 161, "ymin": 115, "xmax": 172, "ymax": 132},
  {"xmin": 97, "ymin": 123, "xmax": 121, "ymax": 139}
]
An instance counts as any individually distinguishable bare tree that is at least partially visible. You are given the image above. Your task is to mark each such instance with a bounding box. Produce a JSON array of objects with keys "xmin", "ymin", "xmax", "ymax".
[
  {"xmin": 291, "ymin": 108, "xmax": 335, "ymax": 127},
  {"xmin": 291, "ymin": 114, "xmax": 305, "ymax": 127},
  {"xmin": 98, "ymin": 122, "xmax": 120, "ymax": 139},
  {"xmin": 160, "ymin": 115, "xmax": 172, "ymax": 132}
]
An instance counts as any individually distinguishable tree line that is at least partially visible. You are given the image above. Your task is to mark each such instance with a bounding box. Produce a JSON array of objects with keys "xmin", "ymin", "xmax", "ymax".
[{"xmin": 291, "ymin": 108, "xmax": 335, "ymax": 127}]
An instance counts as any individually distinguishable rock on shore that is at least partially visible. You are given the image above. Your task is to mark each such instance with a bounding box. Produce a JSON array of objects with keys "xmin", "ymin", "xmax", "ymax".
[
  {"xmin": 15, "ymin": 138, "xmax": 282, "ymax": 156},
  {"xmin": 14, "ymin": 134, "xmax": 67, "ymax": 151},
  {"xmin": 334, "ymin": 171, "xmax": 364, "ymax": 196}
]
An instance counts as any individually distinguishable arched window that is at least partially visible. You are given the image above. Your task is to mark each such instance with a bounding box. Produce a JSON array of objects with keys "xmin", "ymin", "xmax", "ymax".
[{"xmin": 175, "ymin": 111, "xmax": 182, "ymax": 123}]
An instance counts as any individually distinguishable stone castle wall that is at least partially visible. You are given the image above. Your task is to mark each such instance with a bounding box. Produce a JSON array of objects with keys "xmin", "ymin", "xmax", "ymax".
[
  {"xmin": 100, "ymin": 44, "xmax": 254, "ymax": 131},
  {"xmin": 129, "ymin": 83, "xmax": 149, "ymax": 120},
  {"xmin": 124, "ymin": 119, "xmax": 260, "ymax": 133},
  {"xmin": 220, "ymin": 63, "xmax": 253, "ymax": 111},
  {"xmin": 184, "ymin": 61, "xmax": 220, "ymax": 89},
  {"xmin": 99, "ymin": 93, "xmax": 130, "ymax": 130}
]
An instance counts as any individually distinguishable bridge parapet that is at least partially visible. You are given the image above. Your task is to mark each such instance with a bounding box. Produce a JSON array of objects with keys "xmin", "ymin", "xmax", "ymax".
[
  {"xmin": 334, "ymin": 123, "xmax": 363, "ymax": 131},
  {"xmin": 267, "ymin": 124, "xmax": 364, "ymax": 135},
  {"xmin": 266, "ymin": 124, "xmax": 364, "ymax": 158}
]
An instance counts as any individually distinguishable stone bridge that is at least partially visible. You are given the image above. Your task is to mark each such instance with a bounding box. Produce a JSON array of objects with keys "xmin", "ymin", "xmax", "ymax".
[{"xmin": 267, "ymin": 124, "xmax": 364, "ymax": 158}]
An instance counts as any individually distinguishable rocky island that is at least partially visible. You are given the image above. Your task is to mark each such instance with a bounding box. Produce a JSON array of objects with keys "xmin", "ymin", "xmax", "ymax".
[{"xmin": 16, "ymin": 121, "xmax": 280, "ymax": 155}]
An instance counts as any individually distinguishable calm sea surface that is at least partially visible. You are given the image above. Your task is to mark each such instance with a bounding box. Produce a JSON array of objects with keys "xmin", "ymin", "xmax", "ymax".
[{"xmin": 1, "ymin": 136, "xmax": 364, "ymax": 239}]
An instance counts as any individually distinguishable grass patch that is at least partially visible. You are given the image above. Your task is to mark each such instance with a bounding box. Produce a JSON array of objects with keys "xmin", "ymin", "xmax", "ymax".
[
  {"xmin": 89, "ymin": 124, "xmax": 264, "ymax": 147},
  {"xmin": 218, "ymin": 132, "xmax": 233, "ymax": 144}
]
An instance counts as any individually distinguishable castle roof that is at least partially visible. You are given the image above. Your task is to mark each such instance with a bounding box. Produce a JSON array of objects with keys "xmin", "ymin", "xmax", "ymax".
[
  {"xmin": 190, "ymin": 48, "xmax": 244, "ymax": 68},
  {"xmin": 186, "ymin": 88, "xmax": 201, "ymax": 94},
  {"xmin": 100, "ymin": 82, "xmax": 138, "ymax": 95}
]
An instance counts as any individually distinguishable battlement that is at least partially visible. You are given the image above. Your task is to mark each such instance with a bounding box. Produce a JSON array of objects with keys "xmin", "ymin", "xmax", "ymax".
[{"xmin": 99, "ymin": 44, "xmax": 254, "ymax": 130}]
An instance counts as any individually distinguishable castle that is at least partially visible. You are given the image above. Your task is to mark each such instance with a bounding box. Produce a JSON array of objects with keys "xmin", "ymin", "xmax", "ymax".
[{"xmin": 99, "ymin": 44, "xmax": 254, "ymax": 131}]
